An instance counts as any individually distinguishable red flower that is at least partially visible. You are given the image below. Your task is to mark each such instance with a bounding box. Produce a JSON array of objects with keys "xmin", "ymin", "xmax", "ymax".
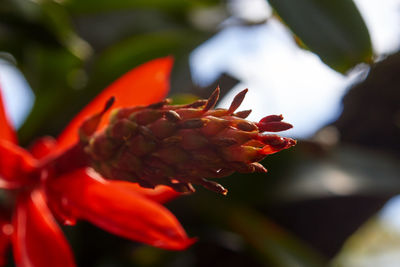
[{"xmin": 0, "ymin": 57, "xmax": 194, "ymax": 267}]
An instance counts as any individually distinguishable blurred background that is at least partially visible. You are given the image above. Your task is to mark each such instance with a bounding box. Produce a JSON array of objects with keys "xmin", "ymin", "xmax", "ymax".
[{"xmin": 1, "ymin": 0, "xmax": 400, "ymax": 266}]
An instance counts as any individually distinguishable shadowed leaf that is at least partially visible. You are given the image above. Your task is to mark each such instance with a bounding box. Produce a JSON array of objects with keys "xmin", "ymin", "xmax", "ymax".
[{"xmin": 268, "ymin": 0, "xmax": 373, "ymax": 73}]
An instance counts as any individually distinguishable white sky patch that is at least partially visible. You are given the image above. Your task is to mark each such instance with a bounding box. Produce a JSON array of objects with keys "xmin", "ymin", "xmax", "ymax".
[
  {"xmin": 354, "ymin": 0, "xmax": 400, "ymax": 54},
  {"xmin": 381, "ymin": 195, "xmax": 400, "ymax": 229},
  {"xmin": 190, "ymin": 0, "xmax": 400, "ymax": 138},
  {"xmin": 0, "ymin": 60, "xmax": 35, "ymax": 129},
  {"xmin": 227, "ymin": 0, "xmax": 272, "ymax": 22},
  {"xmin": 191, "ymin": 21, "xmax": 361, "ymax": 138}
]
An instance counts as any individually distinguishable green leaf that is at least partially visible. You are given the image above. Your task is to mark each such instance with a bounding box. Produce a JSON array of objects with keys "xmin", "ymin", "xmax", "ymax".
[
  {"xmin": 89, "ymin": 30, "xmax": 205, "ymax": 90},
  {"xmin": 183, "ymin": 192, "xmax": 326, "ymax": 267},
  {"xmin": 2, "ymin": 0, "xmax": 92, "ymax": 60},
  {"xmin": 170, "ymin": 94, "xmax": 199, "ymax": 105},
  {"xmin": 331, "ymin": 216, "xmax": 400, "ymax": 266},
  {"xmin": 230, "ymin": 206, "xmax": 326, "ymax": 267},
  {"xmin": 38, "ymin": 1, "xmax": 92, "ymax": 60},
  {"xmin": 267, "ymin": 0, "xmax": 373, "ymax": 73},
  {"xmin": 63, "ymin": 0, "xmax": 220, "ymax": 13},
  {"xmin": 17, "ymin": 48, "xmax": 83, "ymax": 145}
]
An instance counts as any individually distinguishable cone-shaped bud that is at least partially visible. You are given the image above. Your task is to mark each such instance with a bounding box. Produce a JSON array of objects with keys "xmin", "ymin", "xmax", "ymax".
[{"xmin": 82, "ymin": 88, "xmax": 296, "ymax": 195}]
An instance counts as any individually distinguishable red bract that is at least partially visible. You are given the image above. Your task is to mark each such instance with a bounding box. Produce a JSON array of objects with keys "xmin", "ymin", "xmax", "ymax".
[
  {"xmin": 0, "ymin": 91, "xmax": 17, "ymax": 144},
  {"xmin": 0, "ymin": 57, "xmax": 193, "ymax": 267}
]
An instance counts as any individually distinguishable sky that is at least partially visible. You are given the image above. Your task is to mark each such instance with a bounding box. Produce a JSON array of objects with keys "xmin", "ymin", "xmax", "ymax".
[
  {"xmin": 0, "ymin": 59, "xmax": 35, "ymax": 129},
  {"xmin": 190, "ymin": 0, "xmax": 400, "ymax": 138}
]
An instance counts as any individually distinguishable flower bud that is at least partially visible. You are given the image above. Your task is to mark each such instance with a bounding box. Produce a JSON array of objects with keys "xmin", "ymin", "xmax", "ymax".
[{"xmin": 82, "ymin": 87, "xmax": 296, "ymax": 194}]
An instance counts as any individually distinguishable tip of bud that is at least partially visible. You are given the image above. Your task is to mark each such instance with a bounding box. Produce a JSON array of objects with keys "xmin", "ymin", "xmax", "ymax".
[
  {"xmin": 199, "ymin": 178, "xmax": 228, "ymax": 195},
  {"xmin": 79, "ymin": 97, "xmax": 116, "ymax": 141},
  {"xmin": 235, "ymin": 109, "xmax": 252, "ymax": 119},
  {"xmin": 257, "ymin": 121, "xmax": 293, "ymax": 132},
  {"xmin": 257, "ymin": 115, "xmax": 293, "ymax": 132},
  {"xmin": 169, "ymin": 182, "xmax": 196, "ymax": 194},
  {"xmin": 203, "ymin": 87, "xmax": 220, "ymax": 111},
  {"xmin": 103, "ymin": 97, "xmax": 116, "ymax": 114},
  {"xmin": 259, "ymin": 136, "xmax": 296, "ymax": 155},
  {"xmin": 259, "ymin": 114, "xmax": 283, "ymax": 123},
  {"xmin": 251, "ymin": 162, "xmax": 268, "ymax": 173},
  {"xmin": 228, "ymin": 88, "xmax": 248, "ymax": 114}
]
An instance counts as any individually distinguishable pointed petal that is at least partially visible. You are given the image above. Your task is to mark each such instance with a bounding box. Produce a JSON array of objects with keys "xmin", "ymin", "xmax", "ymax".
[
  {"xmin": 0, "ymin": 86, "xmax": 17, "ymax": 144},
  {"xmin": 12, "ymin": 189, "xmax": 76, "ymax": 267},
  {"xmin": 227, "ymin": 88, "xmax": 247, "ymax": 114},
  {"xmin": 257, "ymin": 115, "xmax": 293, "ymax": 132},
  {"xmin": 0, "ymin": 140, "xmax": 37, "ymax": 189},
  {"xmin": 257, "ymin": 121, "xmax": 293, "ymax": 132},
  {"xmin": 56, "ymin": 57, "xmax": 173, "ymax": 153},
  {"xmin": 48, "ymin": 168, "xmax": 194, "ymax": 250},
  {"xmin": 203, "ymin": 86, "xmax": 220, "ymax": 112}
]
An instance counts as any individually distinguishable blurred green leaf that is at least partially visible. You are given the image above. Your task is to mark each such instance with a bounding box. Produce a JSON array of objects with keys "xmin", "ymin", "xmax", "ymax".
[
  {"xmin": 230, "ymin": 206, "xmax": 326, "ymax": 267},
  {"xmin": 331, "ymin": 216, "xmax": 400, "ymax": 266},
  {"xmin": 38, "ymin": 1, "xmax": 92, "ymax": 60},
  {"xmin": 64, "ymin": 0, "xmax": 220, "ymax": 13},
  {"xmin": 90, "ymin": 30, "xmax": 205, "ymax": 90},
  {"xmin": 183, "ymin": 191, "xmax": 326, "ymax": 267},
  {"xmin": 170, "ymin": 93, "xmax": 199, "ymax": 105},
  {"xmin": 17, "ymin": 47, "xmax": 83, "ymax": 145},
  {"xmin": 0, "ymin": 0, "xmax": 61, "ymax": 59},
  {"xmin": 267, "ymin": 0, "xmax": 373, "ymax": 73},
  {"xmin": 93, "ymin": 32, "xmax": 186, "ymax": 79},
  {"xmin": 1, "ymin": 0, "xmax": 91, "ymax": 60},
  {"xmin": 131, "ymin": 246, "xmax": 172, "ymax": 267}
]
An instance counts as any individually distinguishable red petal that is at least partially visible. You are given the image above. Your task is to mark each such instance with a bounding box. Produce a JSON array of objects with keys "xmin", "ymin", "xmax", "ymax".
[
  {"xmin": 0, "ymin": 140, "xmax": 37, "ymax": 189},
  {"xmin": 0, "ymin": 218, "xmax": 11, "ymax": 266},
  {"xmin": 56, "ymin": 57, "xmax": 173, "ymax": 154},
  {"xmin": 48, "ymin": 168, "xmax": 194, "ymax": 250},
  {"xmin": 111, "ymin": 181, "xmax": 180, "ymax": 204},
  {"xmin": 12, "ymin": 189, "xmax": 76, "ymax": 267},
  {"xmin": 0, "ymin": 86, "xmax": 17, "ymax": 144},
  {"xmin": 29, "ymin": 136, "xmax": 58, "ymax": 159}
]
